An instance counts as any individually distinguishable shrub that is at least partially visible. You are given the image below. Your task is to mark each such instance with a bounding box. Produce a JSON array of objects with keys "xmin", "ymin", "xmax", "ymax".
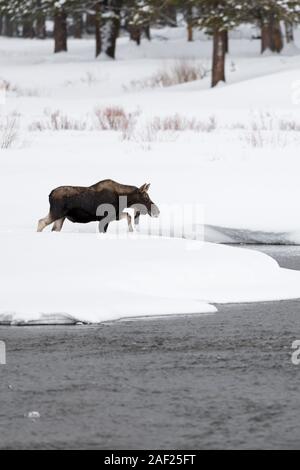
[
  {"xmin": 1, "ymin": 116, "xmax": 19, "ymax": 149},
  {"xmin": 125, "ymin": 60, "xmax": 208, "ymax": 91},
  {"xmin": 149, "ymin": 114, "xmax": 216, "ymax": 132},
  {"xmin": 95, "ymin": 106, "xmax": 138, "ymax": 133},
  {"xmin": 29, "ymin": 110, "xmax": 88, "ymax": 131}
]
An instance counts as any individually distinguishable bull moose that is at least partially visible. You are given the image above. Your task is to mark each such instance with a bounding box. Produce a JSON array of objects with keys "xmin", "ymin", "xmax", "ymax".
[{"xmin": 37, "ymin": 179, "xmax": 160, "ymax": 233}]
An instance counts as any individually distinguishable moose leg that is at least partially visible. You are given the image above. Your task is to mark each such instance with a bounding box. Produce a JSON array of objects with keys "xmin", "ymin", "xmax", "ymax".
[
  {"xmin": 52, "ymin": 217, "xmax": 66, "ymax": 232},
  {"xmin": 133, "ymin": 210, "xmax": 141, "ymax": 231},
  {"xmin": 37, "ymin": 213, "xmax": 56, "ymax": 232},
  {"xmin": 134, "ymin": 210, "xmax": 141, "ymax": 227},
  {"xmin": 121, "ymin": 212, "xmax": 134, "ymax": 232}
]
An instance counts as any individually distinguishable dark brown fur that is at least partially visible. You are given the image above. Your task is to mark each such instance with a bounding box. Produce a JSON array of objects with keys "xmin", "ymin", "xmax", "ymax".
[{"xmin": 37, "ymin": 179, "xmax": 159, "ymax": 233}]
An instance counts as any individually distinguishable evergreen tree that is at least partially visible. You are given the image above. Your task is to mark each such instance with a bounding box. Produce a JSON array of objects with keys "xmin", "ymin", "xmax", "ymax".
[
  {"xmin": 246, "ymin": 1, "xmax": 300, "ymax": 53},
  {"xmin": 195, "ymin": 0, "xmax": 246, "ymax": 87},
  {"xmin": 93, "ymin": 1, "xmax": 123, "ymax": 58},
  {"xmin": 124, "ymin": 1, "xmax": 155, "ymax": 45}
]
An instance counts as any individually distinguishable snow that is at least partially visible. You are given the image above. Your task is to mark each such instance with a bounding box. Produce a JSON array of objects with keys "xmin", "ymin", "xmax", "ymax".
[
  {"xmin": 1, "ymin": 234, "xmax": 300, "ymax": 325},
  {"xmin": 1, "ymin": 26, "xmax": 300, "ymax": 323}
]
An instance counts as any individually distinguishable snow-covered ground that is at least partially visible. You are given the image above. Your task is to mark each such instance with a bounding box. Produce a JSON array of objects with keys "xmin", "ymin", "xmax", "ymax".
[
  {"xmin": 1, "ymin": 26, "xmax": 300, "ymax": 324},
  {"xmin": 2, "ymin": 234, "xmax": 300, "ymax": 325}
]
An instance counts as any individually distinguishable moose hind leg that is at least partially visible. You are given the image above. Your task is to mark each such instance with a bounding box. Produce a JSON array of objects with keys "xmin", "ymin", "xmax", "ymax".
[
  {"xmin": 37, "ymin": 213, "xmax": 56, "ymax": 232},
  {"xmin": 52, "ymin": 217, "xmax": 66, "ymax": 232}
]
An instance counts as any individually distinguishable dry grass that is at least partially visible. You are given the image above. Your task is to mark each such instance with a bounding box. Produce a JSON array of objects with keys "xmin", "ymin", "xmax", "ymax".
[
  {"xmin": 149, "ymin": 114, "xmax": 216, "ymax": 132},
  {"xmin": 0, "ymin": 78, "xmax": 40, "ymax": 97},
  {"xmin": 125, "ymin": 60, "xmax": 208, "ymax": 91},
  {"xmin": 95, "ymin": 106, "xmax": 138, "ymax": 134},
  {"xmin": 123, "ymin": 114, "xmax": 217, "ymax": 142},
  {"xmin": 1, "ymin": 116, "xmax": 19, "ymax": 149},
  {"xmin": 278, "ymin": 119, "xmax": 300, "ymax": 132},
  {"xmin": 29, "ymin": 110, "xmax": 88, "ymax": 131},
  {"xmin": 241, "ymin": 113, "xmax": 300, "ymax": 148},
  {"xmin": 29, "ymin": 107, "xmax": 138, "ymax": 134}
]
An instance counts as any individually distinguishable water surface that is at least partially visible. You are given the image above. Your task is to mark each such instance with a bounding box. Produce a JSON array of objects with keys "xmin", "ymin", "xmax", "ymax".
[{"xmin": 0, "ymin": 245, "xmax": 300, "ymax": 449}]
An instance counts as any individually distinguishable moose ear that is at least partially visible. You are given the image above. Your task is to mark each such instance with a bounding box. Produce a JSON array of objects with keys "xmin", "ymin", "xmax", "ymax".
[{"xmin": 140, "ymin": 183, "xmax": 151, "ymax": 193}]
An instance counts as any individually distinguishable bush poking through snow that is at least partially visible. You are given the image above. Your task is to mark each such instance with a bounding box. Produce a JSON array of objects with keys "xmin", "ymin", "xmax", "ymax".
[
  {"xmin": 0, "ymin": 78, "xmax": 40, "ymax": 97},
  {"xmin": 278, "ymin": 119, "xmax": 300, "ymax": 132},
  {"xmin": 29, "ymin": 107, "xmax": 139, "ymax": 134},
  {"xmin": 95, "ymin": 106, "xmax": 138, "ymax": 133},
  {"xmin": 241, "ymin": 112, "xmax": 300, "ymax": 148},
  {"xmin": 149, "ymin": 114, "xmax": 217, "ymax": 132},
  {"xmin": 29, "ymin": 110, "xmax": 88, "ymax": 131},
  {"xmin": 125, "ymin": 60, "xmax": 208, "ymax": 91},
  {"xmin": 1, "ymin": 116, "xmax": 19, "ymax": 149},
  {"xmin": 123, "ymin": 115, "xmax": 217, "ymax": 143}
]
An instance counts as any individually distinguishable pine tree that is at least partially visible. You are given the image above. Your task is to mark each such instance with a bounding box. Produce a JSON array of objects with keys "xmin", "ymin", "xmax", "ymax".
[
  {"xmin": 125, "ymin": 1, "xmax": 155, "ymax": 45},
  {"xmin": 93, "ymin": 1, "xmax": 123, "ymax": 58},
  {"xmin": 246, "ymin": 1, "xmax": 300, "ymax": 53},
  {"xmin": 42, "ymin": 1, "xmax": 84, "ymax": 53},
  {"xmin": 195, "ymin": 0, "xmax": 246, "ymax": 87}
]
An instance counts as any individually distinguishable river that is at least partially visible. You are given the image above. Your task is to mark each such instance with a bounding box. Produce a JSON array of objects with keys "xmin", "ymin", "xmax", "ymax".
[{"xmin": 0, "ymin": 245, "xmax": 300, "ymax": 449}]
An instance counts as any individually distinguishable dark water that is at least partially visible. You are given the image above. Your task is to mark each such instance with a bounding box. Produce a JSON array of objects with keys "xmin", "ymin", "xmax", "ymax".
[{"xmin": 1, "ymin": 246, "xmax": 300, "ymax": 450}]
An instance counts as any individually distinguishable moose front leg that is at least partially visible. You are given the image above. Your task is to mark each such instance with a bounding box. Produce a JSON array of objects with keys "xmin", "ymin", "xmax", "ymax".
[
  {"xmin": 52, "ymin": 217, "xmax": 66, "ymax": 232},
  {"xmin": 134, "ymin": 210, "xmax": 141, "ymax": 227},
  {"xmin": 120, "ymin": 212, "xmax": 134, "ymax": 232}
]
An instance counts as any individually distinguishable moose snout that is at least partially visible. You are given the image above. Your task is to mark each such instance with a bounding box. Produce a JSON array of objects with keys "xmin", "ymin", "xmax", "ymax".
[{"xmin": 151, "ymin": 205, "xmax": 160, "ymax": 218}]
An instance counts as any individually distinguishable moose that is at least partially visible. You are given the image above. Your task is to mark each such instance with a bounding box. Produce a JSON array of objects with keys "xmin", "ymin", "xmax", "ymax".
[{"xmin": 37, "ymin": 179, "xmax": 160, "ymax": 233}]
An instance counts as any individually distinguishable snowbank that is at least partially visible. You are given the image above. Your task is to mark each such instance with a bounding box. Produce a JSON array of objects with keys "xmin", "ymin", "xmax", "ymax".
[{"xmin": 1, "ymin": 233, "xmax": 300, "ymax": 325}]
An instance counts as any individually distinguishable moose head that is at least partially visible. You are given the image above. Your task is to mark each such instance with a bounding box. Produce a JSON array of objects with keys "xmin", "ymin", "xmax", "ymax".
[{"xmin": 129, "ymin": 183, "xmax": 160, "ymax": 218}]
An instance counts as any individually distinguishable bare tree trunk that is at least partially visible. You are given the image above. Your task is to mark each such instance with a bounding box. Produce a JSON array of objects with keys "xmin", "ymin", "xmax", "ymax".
[
  {"xmin": 144, "ymin": 24, "xmax": 151, "ymax": 41},
  {"xmin": 285, "ymin": 21, "xmax": 294, "ymax": 43},
  {"xmin": 186, "ymin": 5, "xmax": 193, "ymax": 42},
  {"xmin": 73, "ymin": 13, "xmax": 83, "ymax": 38},
  {"xmin": 54, "ymin": 9, "xmax": 67, "ymax": 53},
  {"xmin": 187, "ymin": 23, "xmax": 193, "ymax": 42},
  {"xmin": 261, "ymin": 23, "xmax": 272, "ymax": 53},
  {"xmin": 86, "ymin": 13, "xmax": 95, "ymax": 34},
  {"xmin": 212, "ymin": 29, "xmax": 226, "ymax": 88},
  {"xmin": 95, "ymin": 1, "xmax": 122, "ymax": 59},
  {"xmin": 271, "ymin": 19, "xmax": 283, "ymax": 52},
  {"xmin": 4, "ymin": 15, "xmax": 15, "ymax": 37},
  {"xmin": 101, "ymin": 1, "xmax": 121, "ymax": 59},
  {"xmin": 104, "ymin": 15, "xmax": 120, "ymax": 58},
  {"xmin": 95, "ymin": 3, "xmax": 102, "ymax": 57},
  {"xmin": 223, "ymin": 30, "xmax": 228, "ymax": 54},
  {"xmin": 35, "ymin": 1, "xmax": 46, "ymax": 39},
  {"xmin": 23, "ymin": 16, "xmax": 35, "ymax": 38},
  {"xmin": 129, "ymin": 25, "xmax": 141, "ymax": 45},
  {"xmin": 36, "ymin": 15, "xmax": 46, "ymax": 39},
  {"xmin": 261, "ymin": 19, "xmax": 283, "ymax": 53}
]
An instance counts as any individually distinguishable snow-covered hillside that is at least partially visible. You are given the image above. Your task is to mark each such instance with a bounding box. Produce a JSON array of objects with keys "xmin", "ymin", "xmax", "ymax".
[
  {"xmin": 1, "ymin": 27, "xmax": 300, "ymax": 239},
  {"xmin": 1, "ymin": 27, "xmax": 300, "ymax": 323}
]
